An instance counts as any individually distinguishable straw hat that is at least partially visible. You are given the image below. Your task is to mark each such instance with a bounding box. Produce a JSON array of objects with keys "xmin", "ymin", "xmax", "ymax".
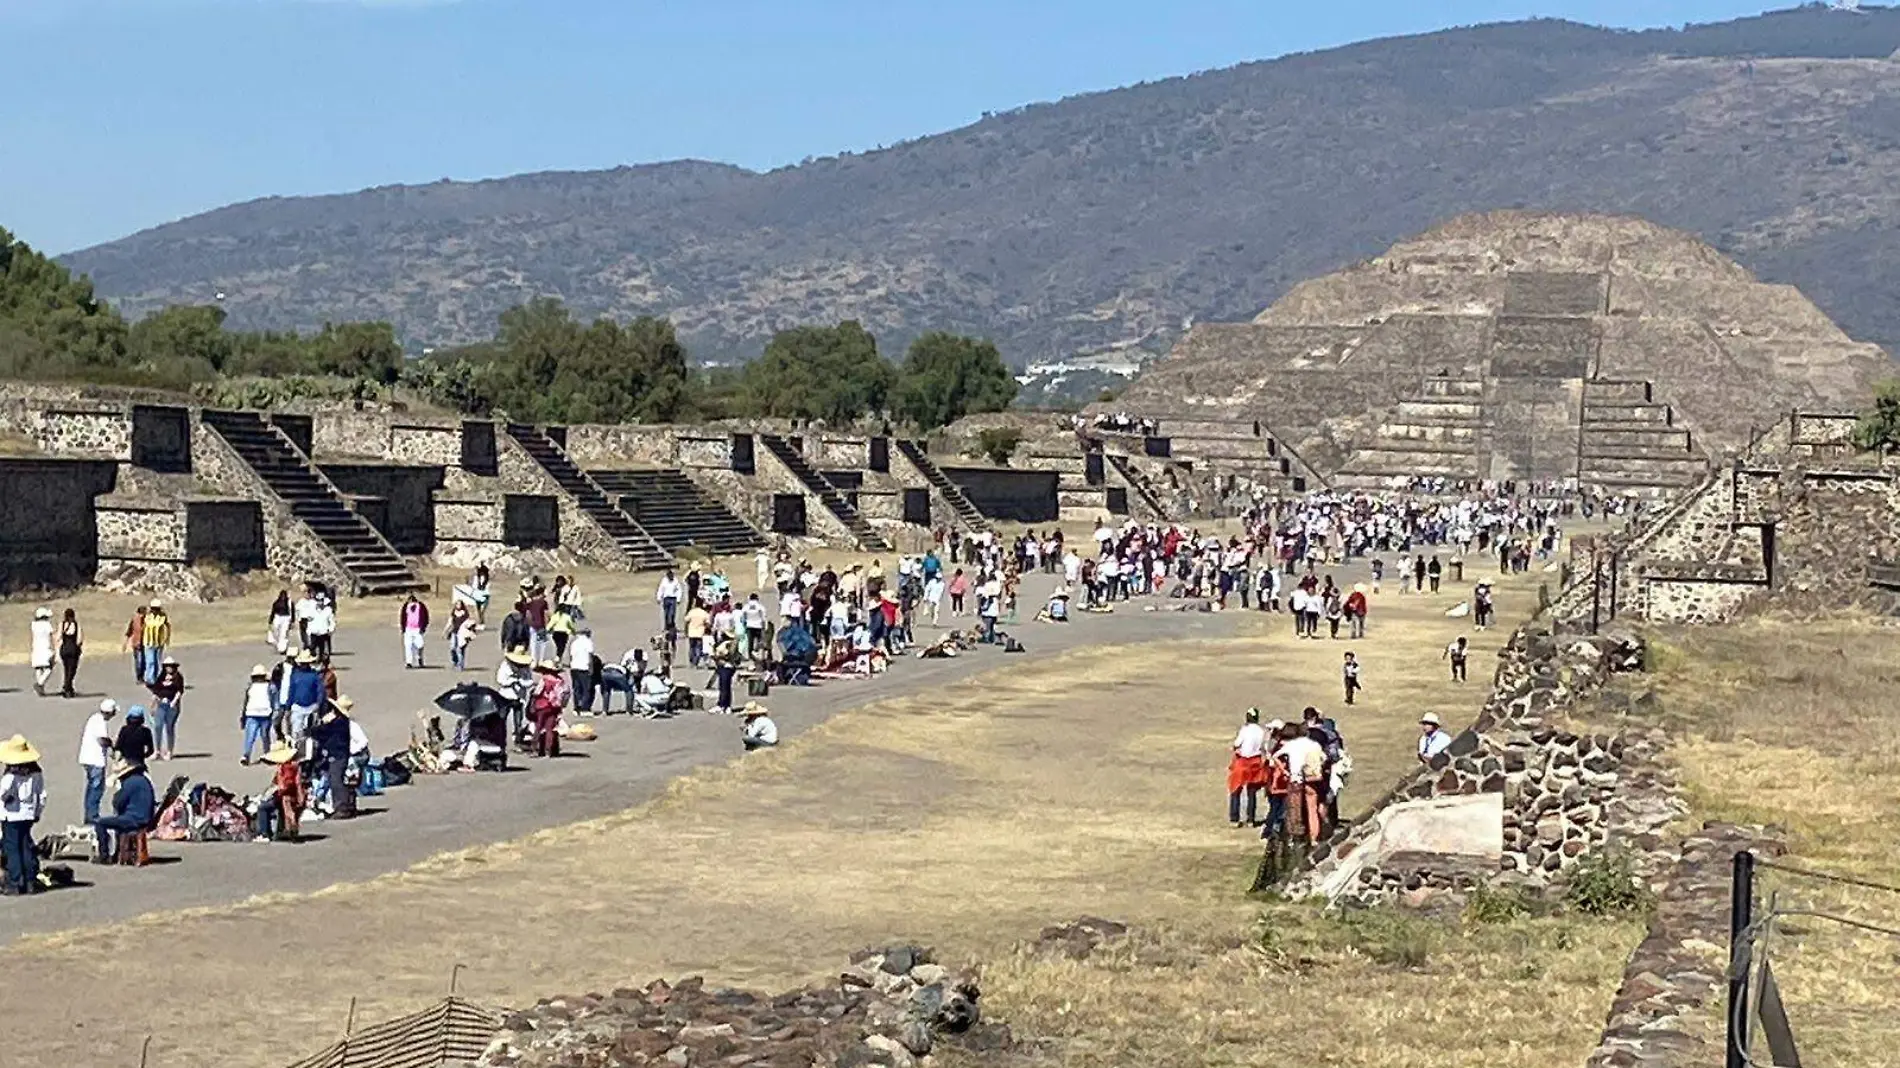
[
  {"xmin": 1052, "ymin": 587, "xmax": 1071, "ymax": 599},
  {"xmin": 161, "ymin": 656, "xmax": 179, "ymax": 667},
  {"xmin": 534, "ymin": 659, "xmax": 560, "ymax": 673},
  {"xmin": 295, "ymin": 650, "xmax": 317, "ymax": 666},
  {"xmin": 0, "ymin": 734, "xmax": 40, "ymax": 765},
  {"xmin": 33, "ymin": 606, "xmax": 50, "ymax": 620},
  {"xmin": 250, "ymin": 664, "xmax": 270, "ymax": 678},
  {"xmin": 98, "ymin": 698, "xmax": 119, "ymax": 716},
  {"xmin": 334, "ymin": 695, "xmax": 355, "ymax": 712},
  {"xmin": 260, "ymin": 743, "xmax": 297, "ymax": 765},
  {"xmin": 1265, "ymin": 719, "xmax": 1285, "ymax": 733},
  {"xmin": 740, "ymin": 701, "xmax": 770, "ymax": 717},
  {"xmin": 1420, "ymin": 713, "xmax": 1442, "ymax": 727},
  {"xmin": 1352, "ymin": 583, "xmax": 1368, "ymax": 594},
  {"xmin": 149, "ymin": 598, "xmax": 164, "ymax": 609}
]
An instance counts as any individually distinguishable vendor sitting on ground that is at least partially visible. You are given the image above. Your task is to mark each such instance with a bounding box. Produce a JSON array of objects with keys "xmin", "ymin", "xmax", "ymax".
[
  {"xmin": 1035, "ymin": 588, "xmax": 1071, "ymax": 623},
  {"xmin": 93, "ymin": 757, "xmax": 156, "ymax": 862},
  {"xmin": 253, "ymin": 743, "xmax": 305, "ymax": 841},
  {"xmin": 741, "ymin": 702, "xmax": 778, "ymax": 751}
]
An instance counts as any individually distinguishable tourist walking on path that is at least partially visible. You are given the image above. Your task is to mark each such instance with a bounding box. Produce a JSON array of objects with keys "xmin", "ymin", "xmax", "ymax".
[
  {"xmin": 29, "ymin": 607, "xmax": 55, "ymax": 696},
  {"xmin": 1345, "ymin": 584, "xmax": 1369, "ymax": 640},
  {"xmin": 139, "ymin": 601, "xmax": 171, "ymax": 684},
  {"xmin": 57, "ymin": 608, "xmax": 83, "ymax": 698},
  {"xmin": 567, "ymin": 626, "xmax": 597, "ymax": 714},
  {"xmin": 283, "ymin": 650, "xmax": 323, "ymax": 742},
  {"xmin": 1444, "ymin": 636, "xmax": 1470, "ymax": 682},
  {"xmin": 656, "ymin": 570, "xmax": 682, "ymax": 646},
  {"xmin": 447, "ymin": 602, "xmax": 475, "ymax": 672},
  {"xmin": 121, "ymin": 605, "xmax": 146, "ymax": 683},
  {"xmin": 1341, "ymin": 652, "xmax": 1362, "ymax": 706},
  {"xmin": 147, "ymin": 657, "xmax": 186, "ymax": 760},
  {"xmin": 305, "ymin": 592, "xmax": 336, "ymax": 660},
  {"xmin": 529, "ymin": 660, "xmax": 568, "ymax": 758},
  {"xmin": 240, "ymin": 664, "xmax": 274, "ymax": 764},
  {"xmin": 268, "ymin": 590, "xmax": 293, "ymax": 651},
  {"xmin": 400, "ymin": 593, "xmax": 430, "ymax": 669},
  {"xmin": 77, "ymin": 699, "xmax": 116, "ymax": 823},
  {"xmin": 0, "ymin": 734, "xmax": 46, "ymax": 895},
  {"xmin": 1227, "ymin": 708, "xmax": 1270, "ymax": 828}
]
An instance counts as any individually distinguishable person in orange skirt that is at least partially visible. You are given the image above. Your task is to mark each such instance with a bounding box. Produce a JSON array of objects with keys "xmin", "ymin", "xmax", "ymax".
[{"xmin": 1227, "ymin": 708, "xmax": 1270, "ymax": 827}]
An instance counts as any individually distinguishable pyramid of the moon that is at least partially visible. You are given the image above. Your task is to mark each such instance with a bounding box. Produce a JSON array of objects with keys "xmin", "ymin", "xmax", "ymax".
[{"xmin": 1119, "ymin": 212, "xmax": 1891, "ymax": 494}]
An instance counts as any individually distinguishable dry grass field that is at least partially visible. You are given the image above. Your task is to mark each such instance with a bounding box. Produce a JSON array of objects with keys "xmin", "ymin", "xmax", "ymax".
[
  {"xmin": 2, "ymin": 557, "xmax": 1644, "ymax": 1068},
  {"xmin": 1642, "ymin": 617, "xmax": 1900, "ymax": 1068}
]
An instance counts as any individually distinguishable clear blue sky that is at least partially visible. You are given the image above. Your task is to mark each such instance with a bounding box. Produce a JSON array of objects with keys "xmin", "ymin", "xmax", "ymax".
[{"xmin": 2, "ymin": 0, "xmax": 1783, "ymax": 254}]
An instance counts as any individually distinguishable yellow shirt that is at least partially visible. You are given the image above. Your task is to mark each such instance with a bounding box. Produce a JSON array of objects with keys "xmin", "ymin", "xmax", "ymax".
[{"xmin": 684, "ymin": 607, "xmax": 711, "ymax": 639}]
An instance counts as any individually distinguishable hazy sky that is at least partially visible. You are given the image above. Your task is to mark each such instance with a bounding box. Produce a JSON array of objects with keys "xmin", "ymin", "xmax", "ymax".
[{"xmin": 2, "ymin": 0, "xmax": 1786, "ymax": 253}]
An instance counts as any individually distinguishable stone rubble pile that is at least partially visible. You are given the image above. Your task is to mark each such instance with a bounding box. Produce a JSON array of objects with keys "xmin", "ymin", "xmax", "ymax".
[{"xmin": 476, "ymin": 946, "xmax": 1008, "ymax": 1068}]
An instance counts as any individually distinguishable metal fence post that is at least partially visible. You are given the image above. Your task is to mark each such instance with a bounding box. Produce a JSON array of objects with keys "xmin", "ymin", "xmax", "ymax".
[{"xmin": 1726, "ymin": 850, "xmax": 1756, "ymax": 1068}]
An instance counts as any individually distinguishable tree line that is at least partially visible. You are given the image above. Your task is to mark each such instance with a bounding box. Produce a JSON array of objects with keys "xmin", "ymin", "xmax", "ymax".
[{"xmin": 1, "ymin": 226, "xmax": 1016, "ymax": 430}]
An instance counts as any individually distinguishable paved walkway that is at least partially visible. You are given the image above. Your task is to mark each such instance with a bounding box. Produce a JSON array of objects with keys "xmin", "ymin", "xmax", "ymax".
[{"xmin": 0, "ymin": 570, "xmax": 1267, "ymax": 941}]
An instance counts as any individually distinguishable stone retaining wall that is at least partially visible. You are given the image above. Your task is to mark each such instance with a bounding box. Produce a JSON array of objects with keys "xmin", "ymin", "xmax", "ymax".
[
  {"xmin": 495, "ymin": 435, "xmax": 635, "ymax": 571},
  {"xmin": 36, "ymin": 408, "xmax": 133, "ymax": 459},
  {"xmin": 190, "ymin": 419, "xmax": 356, "ymax": 593}
]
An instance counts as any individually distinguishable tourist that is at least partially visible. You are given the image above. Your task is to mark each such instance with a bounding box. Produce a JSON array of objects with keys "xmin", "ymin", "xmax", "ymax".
[
  {"xmin": 469, "ymin": 564, "xmax": 493, "ymax": 626},
  {"xmin": 947, "ymin": 568, "xmax": 970, "ymax": 615},
  {"xmin": 309, "ymin": 697, "xmax": 357, "ymax": 819},
  {"xmin": 268, "ymin": 643, "xmax": 297, "ymax": 741},
  {"xmin": 741, "ymin": 702, "xmax": 778, "ymax": 750},
  {"xmin": 305, "ymin": 591, "xmax": 336, "ymax": 660},
  {"xmin": 548, "ymin": 590, "xmax": 575, "ymax": 660},
  {"xmin": 57, "ymin": 608, "xmax": 83, "ymax": 698},
  {"xmin": 121, "ymin": 604, "xmax": 147, "ymax": 683},
  {"xmin": 684, "ymin": 599, "xmax": 711, "ymax": 668},
  {"xmin": 656, "ymin": 569, "xmax": 682, "ymax": 645},
  {"xmin": 0, "ymin": 734, "xmax": 46, "ymax": 895},
  {"xmin": 267, "ymin": 589, "xmax": 293, "ymax": 651},
  {"xmin": 742, "ymin": 592, "xmax": 767, "ymax": 653},
  {"xmin": 146, "ymin": 656, "xmax": 186, "ymax": 761},
  {"xmin": 1341, "ymin": 652, "xmax": 1362, "ymax": 706},
  {"xmin": 1345, "ymin": 583, "xmax": 1369, "ymax": 640},
  {"xmin": 447, "ymin": 601, "xmax": 476, "ymax": 671},
  {"xmin": 93, "ymin": 757, "xmax": 155, "ymax": 863},
  {"xmin": 1227, "ymin": 708, "xmax": 1269, "ymax": 828},
  {"xmin": 1276, "ymin": 722, "xmax": 1326, "ymax": 845},
  {"xmin": 524, "ymin": 582, "xmax": 551, "ymax": 662},
  {"xmin": 29, "ymin": 606, "xmax": 55, "ymax": 696},
  {"xmin": 400, "ymin": 592, "xmax": 430, "ymax": 668},
  {"xmin": 498, "ymin": 599, "xmax": 529, "ymax": 653},
  {"xmin": 1444, "ymin": 636, "xmax": 1470, "ymax": 682},
  {"xmin": 529, "ymin": 659, "xmax": 568, "ymax": 758},
  {"xmin": 1416, "ymin": 713, "xmax": 1453, "ymax": 764},
  {"xmin": 114, "ymin": 706, "xmax": 155, "ymax": 767},
  {"xmin": 77, "ymin": 699, "xmax": 117, "ymax": 823},
  {"xmin": 709, "ymin": 634, "xmax": 740, "ymax": 714},
  {"xmin": 568, "ymin": 625, "xmax": 597, "ymax": 714},
  {"xmin": 1259, "ymin": 719, "xmax": 1290, "ymax": 837},
  {"xmin": 495, "ymin": 649, "xmax": 534, "ymax": 741},
  {"xmin": 240, "ymin": 664, "xmax": 274, "ymax": 764},
  {"xmin": 293, "ymin": 584, "xmax": 318, "ymax": 647},
  {"xmin": 1427, "ymin": 554, "xmax": 1443, "ymax": 593},
  {"xmin": 1473, "ymin": 581, "xmax": 1495, "ymax": 630},
  {"xmin": 140, "ymin": 600, "xmax": 171, "ymax": 684},
  {"xmin": 285, "ymin": 650, "xmax": 325, "ymax": 741}
]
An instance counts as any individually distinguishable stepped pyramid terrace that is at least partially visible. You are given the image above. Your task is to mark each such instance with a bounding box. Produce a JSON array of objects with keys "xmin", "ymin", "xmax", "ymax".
[{"xmin": 1112, "ymin": 212, "xmax": 1891, "ymax": 495}]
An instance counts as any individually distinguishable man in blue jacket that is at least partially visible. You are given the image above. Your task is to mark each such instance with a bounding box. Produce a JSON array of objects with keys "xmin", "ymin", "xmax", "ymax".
[
  {"xmin": 285, "ymin": 651, "xmax": 326, "ymax": 742},
  {"xmin": 94, "ymin": 759, "xmax": 155, "ymax": 863}
]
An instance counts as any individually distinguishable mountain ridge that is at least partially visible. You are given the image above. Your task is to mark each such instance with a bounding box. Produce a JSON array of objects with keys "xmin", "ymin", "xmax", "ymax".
[{"xmin": 60, "ymin": 5, "xmax": 1900, "ymax": 364}]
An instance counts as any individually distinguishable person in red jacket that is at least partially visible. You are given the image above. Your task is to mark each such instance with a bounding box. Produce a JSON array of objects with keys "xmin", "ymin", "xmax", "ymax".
[
  {"xmin": 529, "ymin": 660, "xmax": 569, "ymax": 758},
  {"xmin": 1344, "ymin": 583, "xmax": 1369, "ymax": 640}
]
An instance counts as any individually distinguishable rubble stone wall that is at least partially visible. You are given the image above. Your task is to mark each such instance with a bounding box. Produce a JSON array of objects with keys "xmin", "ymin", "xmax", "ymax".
[
  {"xmin": 816, "ymin": 436, "xmax": 870, "ymax": 469},
  {"xmin": 495, "ymin": 435, "xmax": 632, "ymax": 571},
  {"xmin": 96, "ymin": 504, "xmax": 186, "ymax": 563},
  {"xmin": 562, "ymin": 425, "xmax": 679, "ymax": 468},
  {"xmin": 35, "ymin": 409, "xmax": 133, "ymax": 459},
  {"xmin": 676, "ymin": 435, "xmax": 733, "ymax": 469},
  {"xmin": 190, "ymin": 419, "xmax": 355, "ymax": 592},
  {"xmin": 389, "ymin": 423, "xmax": 463, "ymax": 467}
]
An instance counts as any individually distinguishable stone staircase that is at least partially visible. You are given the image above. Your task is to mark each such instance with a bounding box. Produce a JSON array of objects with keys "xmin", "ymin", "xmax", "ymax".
[
  {"xmin": 504, "ymin": 424, "xmax": 672, "ymax": 570},
  {"xmin": 588, "ymin": 468, "xmax": 767, "ymax": 556},
  {"xmin": 1333, "ymin": 377, "xmax": 1489, "ymax": 488},
  {"xmin": 1578, "ymin": 380, "xmax": 1707, "ymax": 494},
  {"xmin": 1151, "ymin": 415, "xmax": 1315, "ymax": 493},
  {"xmin": 201, "ymin": 410, "xmax": 426, "ymax": 595},
  {"xmin": 758, "ymin": 433, "xmax": 891, "ymax": 551},
  {"xmin": 893, "ymin": 439, "xmax": 990, "ymax": 532},
  {"xmin": 1105, "ymin": 454, "xmax": 1170, "ymax": 519}
]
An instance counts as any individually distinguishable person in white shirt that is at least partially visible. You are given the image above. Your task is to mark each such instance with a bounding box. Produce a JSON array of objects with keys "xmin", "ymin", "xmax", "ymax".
[
  {"xmin": 567, "ymin": 627, "xmax": 598, "ymax": 714},
  {"xmin": 240, "ymin": 664, "xmax": 275, "ymax": 765},
  {"xmin": 77, "ymin": 699, "xmax": 117, "ymax": 823},
  {"xmin": 754, "ymin": 549, "xmax": 771, "ymax": 593},
  {"xmin": 1, "ymin": 733, "xmax": 47, "ymax": 894},
  {"xmin": 741, "ymin": 703, "xmax": 778, "ymax": 750},
  {"xmin": 1062, "ymin": 551, "xmax": 1082, "ymax": 586},
  {"xmin": 1227, "ymin": 709, "xmax": 1270, "ymax": 827},
  {"xmin": 1275, "ymin": 725, "xmax": 1328, "ymax": 844},
  {"xmin": 779, "ymin": 588, "xmax": 804, "ymax": 623},
  {"xmin": 29, "ymin": 607, "xmax": 55, "ymax": 696},
  {"xmin": 1417, "ymin": 713, "xmax": 1454, "ymax": 764},
  {"xmin": 655, "ymin": 572, "xmax": 683, "ymax": 641}
]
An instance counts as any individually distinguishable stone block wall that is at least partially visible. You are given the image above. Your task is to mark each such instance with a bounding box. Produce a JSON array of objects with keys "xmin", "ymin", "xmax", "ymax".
[
  {"xmin": 35, "ymin": 408, "xmax": 133, "ymax": 459},
  {"xmin": 677, "ymin": 435, "xmax": 733, "ymax": 470},
  {"xmin": 495, "ymin": 435, "xmax": 634, "ymax": 570},
  {"xmin": 96, "ymin": 503, "xmax": 186, "ymax": 563},
  {"xmin": 389, "ymin": 423, "xmax": 463, "ymax": 467},
  {"xmin": 751, "ymin": 444, "xmax": 857, "ymax": 544},
  {"xmin": 562, "ymin": 425, "xmax": 681, "ymax": 468},
  {"xmin": 189, "ymin": 418, "xmax": 356, "ymax": 593},
  {"xmin": 815, "ymin": 436, "xmax": 870, "ymax": 469}
]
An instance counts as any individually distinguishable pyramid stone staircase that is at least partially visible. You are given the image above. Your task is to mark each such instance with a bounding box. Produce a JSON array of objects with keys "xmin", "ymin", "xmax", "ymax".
[
  {"xmin": 893, "ymin": 439, "xmax": 990, "ymax": 532},
  {"xmin": 1333, "ymin": 377, "xmax": 1489, "ymax": 488},
  {"xmin": 588, "ymin": 468, "xmax": 767, "ymax": 556},
  {"xmin": 1105, "ymin": 453, "xmax": 1170, "ymax": 519},
  {"xmin": 1578, "ymin": 379, "xmax": 1707, "ymax": 494},
  {"xmin": 758, "ymin": 433, "xmax": 891, "ymax": 551},
  {"xmin": 504, "ymin": 424, "xmax": 672, "ymax": 570},
  {"xmin": 201, "ymin": 409, "xmax": 426, "ymax": 595}
]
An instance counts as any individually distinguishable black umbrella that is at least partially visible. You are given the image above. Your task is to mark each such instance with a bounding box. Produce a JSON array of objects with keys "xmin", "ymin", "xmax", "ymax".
[{"xmin": 434, "ymin": 683, "xmax": 510, "ymax": 720}]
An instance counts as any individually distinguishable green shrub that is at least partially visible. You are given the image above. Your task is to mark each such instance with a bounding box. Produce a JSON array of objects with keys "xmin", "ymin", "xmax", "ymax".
[
  {"xmin": 1339, "ymin": 909, "xmax": 1438, "ymax": 969},
  {"xmin": 1464, "ymin": 883, "xmax": 1540, "ymax": 924},
  {"xmin": 1564, "ymin": 851, "xmax": 1654, "ymax": 916}
]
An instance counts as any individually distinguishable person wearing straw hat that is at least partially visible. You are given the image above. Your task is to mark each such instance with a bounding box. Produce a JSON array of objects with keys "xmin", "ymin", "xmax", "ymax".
[
  {"xmin": 740, "ymin": 703, "xmax": 778, "ymax": 751},
  {"xmin": 0, "ymin": 734, "xmax": 46, "ymax": 894},
  {"xmin": 29, "ymin": 606, "xmax": 55, "ymax": 696},
  {"xmin": 252, "ymin": 742, "xmax": 305, "ymax": 841},
  {"xmin": 310, "ymin": 696, "xmax": 357, "ymax": 819},
  {"xmin": 1417, "ymin": 713, "xmax": 1453, "ymax": 765},
  {"xmin": 529, "ymin": 660, "xmax": 569, "ymax": 758},
  {"xmin": 285, "ymin": 649, "xmax": 325, "ymax": 742},
  {"xmin": 93, "ymin": 755, "xmax": 155, "ymax": 863},
  {"xmin": 496, "ymin": 647, "xmax": 535, "ymax": 743},
  {"xmin": 240, "ymin": 664, "xmax": 275, "ymax": 764}
]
